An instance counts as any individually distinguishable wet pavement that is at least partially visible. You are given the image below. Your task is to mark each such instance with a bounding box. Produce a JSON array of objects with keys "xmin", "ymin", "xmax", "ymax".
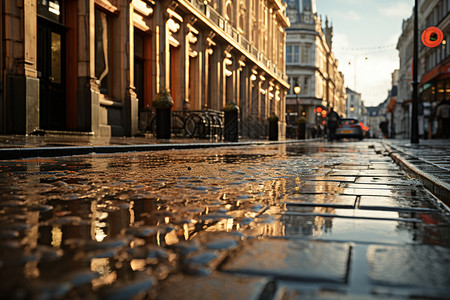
[{"xmin": 1, "ymin": 140, "xmax": 450, "ymax": 299}]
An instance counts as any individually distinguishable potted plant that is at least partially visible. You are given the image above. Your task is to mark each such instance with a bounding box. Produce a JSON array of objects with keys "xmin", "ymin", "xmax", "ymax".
[
  {"xmin": 222, "ymin": 102, "xmax": 239, "ymax": 142},
  {"xmin": 152, "ymin": 90, "xmax": 173, "ymax": 139},
  {"xmin": 297, "ymin": 116, "xmax": 306, "ymax": 139},
  {"xmin": 268, "ymin": 112, "xmax": 279, "ymax": 141}
]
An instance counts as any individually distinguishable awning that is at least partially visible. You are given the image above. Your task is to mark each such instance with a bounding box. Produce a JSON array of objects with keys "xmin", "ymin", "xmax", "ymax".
[
  {"xmin": 420, "ymin": 62, "xmax": 450, "ymax": 85},
  {"xmin": 387, "ymin": 97, "xmax": 396, "ymax": 112}
]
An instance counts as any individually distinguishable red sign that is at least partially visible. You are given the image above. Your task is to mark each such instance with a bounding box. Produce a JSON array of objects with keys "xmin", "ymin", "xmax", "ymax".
[{"xmin": 421, "ymin": 27, "xmax": 444, "ymax": 48}]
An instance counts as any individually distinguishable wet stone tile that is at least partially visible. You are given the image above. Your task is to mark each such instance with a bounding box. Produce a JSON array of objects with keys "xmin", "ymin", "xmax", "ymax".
[
  {"xmin": 368, "ymin": 244, "xmax": 450, "ymax": 290},
  {"xmin": 329, "ymin": 170, "xmax": 404, "ymax": 177},
  {"xmin": 272, "ymin": 215, "xmax": 431, "ymax": 245},
  {"xmin": 303, "ymin": 176, "xmax": 357, "ymax": 183},
  {"xmin": 281, "ymin": 194, "xmax": 356, "ymax": 208},
  {"xmin": 355, "ymin": 177, "xmax": 419, "ymax": 186},
  {"xmin": 157, "ymin": 273, "xmax": 268, "ymax": 300},
  {"xmin": 358, "ymin": 195, "xmax": 440, "ymax": 212},
  {"xmin": 221, "ymin": 239, "xmax": 351, "ymax": 283},
  {"xmin": 341, "ymin": 188, "xmax": 425, "ymax": 197},
  {"xmin": 273, "ymin": 281, "xmax": 377, "ymax": 300}
]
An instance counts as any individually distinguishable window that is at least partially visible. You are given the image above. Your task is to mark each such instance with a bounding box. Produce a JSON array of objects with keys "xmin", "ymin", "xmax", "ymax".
[
  {"xmin": 286, "ymin": 45, "xmax": 300, "ymax": 64},
  {"xmin": 302, "ymin": 44, "xmax": 312, "ymax": 64},
  {"xmin": 303, "ymin": 76, "xmax": 309, "ymax": 95}
]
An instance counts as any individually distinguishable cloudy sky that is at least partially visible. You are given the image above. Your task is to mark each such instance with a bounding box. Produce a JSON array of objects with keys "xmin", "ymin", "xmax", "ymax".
[{"xmin": 315, "ymin": 0, "xmax": 415, "ymax": 106}]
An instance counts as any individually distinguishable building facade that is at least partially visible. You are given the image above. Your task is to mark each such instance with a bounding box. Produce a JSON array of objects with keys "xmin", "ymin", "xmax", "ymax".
[
  {"xmin": 345, "ymin": 88, "xmax": 363, "ymax": 120},
  {"xmin": 364, "ymin": 105, "xmax": 383, "ymax": 138},
  {"xmin": 396, "ymin": 0, "xmax": 450, "ymax": 139},
  {"xmin": 284, "ymin": 0, "xmax": 346, "ymax": 138},
  {"xmin": 1, "ymin": 0, "xmax": 290, "ymax": 138}
]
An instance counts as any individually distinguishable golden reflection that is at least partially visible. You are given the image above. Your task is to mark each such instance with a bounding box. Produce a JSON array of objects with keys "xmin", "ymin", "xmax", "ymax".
[
  {"xmin": 225, "ymin": 218, "xmax": 234, "ymax": 231},
  {"xmin": 164, "ymin": 230, "xmax": 179, "ymax": 245},
  {"xmin": 51, "ymin": 226, "xmax": 62, "ymax": 248},
  {"xmin": 129, "ymin": 201, "xmax": 135, "ymax": 226},
  {"xmin": 24, "ymin": 261, "xmax": 39, "ymax": 279},
  {"xmin": 91, "ymin": 202, "xmax": 108, "ymax": 242},
  {"xmin": 130, "ymin": 259, "xmax": 146, "ymax": 271},
  {"xmin": 157, "ymin": 232, "xmax": 161, "ymax": 246},
  {"xmin": 164, "ymin": 216, "xmax": 170, "ymax": 224},
  {"xmin": 91, "ymin": 258, "xmax": 117, "ymax": 289},
  {"xmin": 183, "ymin": 223, "xmax": 189, "ymax": 240}
]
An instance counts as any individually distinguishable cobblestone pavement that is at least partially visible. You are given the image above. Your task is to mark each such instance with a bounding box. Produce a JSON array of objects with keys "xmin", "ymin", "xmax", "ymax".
[{"xmin": 1, "ymin": 141, "xmax": 450, "ymax": 299}]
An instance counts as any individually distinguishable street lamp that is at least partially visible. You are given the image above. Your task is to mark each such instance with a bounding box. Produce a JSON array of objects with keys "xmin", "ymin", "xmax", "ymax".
[
  {"xmin": 294, "ymin": 85, "xmax": 301, "ymax": 118},
  {"xmin": 411, "ymin": 0, "xmax": 419, "ymax": 143}
]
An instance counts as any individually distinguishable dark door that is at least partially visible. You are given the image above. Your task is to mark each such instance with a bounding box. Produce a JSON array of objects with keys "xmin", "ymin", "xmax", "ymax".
[{"xmin": 37, "ymin": 18, "xmax": 66, "ymax": 130}]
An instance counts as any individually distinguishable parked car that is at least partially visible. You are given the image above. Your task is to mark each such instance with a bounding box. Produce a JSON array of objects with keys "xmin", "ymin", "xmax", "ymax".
[{"xmin": 336, "ymin": 118, "xmax": 364, "ymax": 140}]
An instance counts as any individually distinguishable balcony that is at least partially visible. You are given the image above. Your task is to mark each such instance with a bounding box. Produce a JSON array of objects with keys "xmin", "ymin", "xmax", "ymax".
[{"xmin": 185, "ymin": 0, "xmax": 288, "ymax": 82}]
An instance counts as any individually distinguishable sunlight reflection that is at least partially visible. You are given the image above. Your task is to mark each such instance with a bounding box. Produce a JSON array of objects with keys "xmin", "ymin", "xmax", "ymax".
[
  {"xmin": 51, "ymin": 226, "xmax": 62, "ymax": 248},
  {"xmin": 164, "ymin": 230, "xmax": 179, "ymax": 245},
  {"xmin": 91, "ymin": 202, "xmax": 108, "ymax": 242},
  {"xmin": 130, "ymin": 259, "xmax": 146, "ymax": 271},
  {"xmin": 91, "ymin": 258, "xmax": 117, "ymax": 289}
]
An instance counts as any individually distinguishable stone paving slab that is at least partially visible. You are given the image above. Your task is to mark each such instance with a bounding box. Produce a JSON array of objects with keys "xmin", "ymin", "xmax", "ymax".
[
  {"xmin": 261, "ymin": 213, "xmax": 450, "ymax": 246},
  {"xmin": 355, "ymin": 176, "xmax": 421, "ymax": 186},
  {"xmin": 368, "ymin": 244, "xmax": 450, "ymax": 290},
  {"xmin": 157, "ymin": 273, "xmax": 269, "ymax": 300},
  {"xmin": 222, "ymin": 239, "xmax": 351, "ymax": 283},
  {"xmin": 358, "ymin": 195, "xmax": 441, "ymax": 212},
  {"xmin": 281, "ymin": 194, "xmax": 356, "ymax": 208},
  {"xmin": 328, "ymin": 170, "xmax": 404, "ymax": 177}
]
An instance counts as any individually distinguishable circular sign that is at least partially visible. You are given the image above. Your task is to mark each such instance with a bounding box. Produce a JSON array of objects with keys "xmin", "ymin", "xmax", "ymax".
[{"xmin": 421, "ymin": 27, "xmax": 444, "ymax": 48}]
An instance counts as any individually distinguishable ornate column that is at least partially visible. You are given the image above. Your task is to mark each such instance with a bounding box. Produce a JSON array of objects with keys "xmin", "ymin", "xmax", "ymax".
[
  {"xmin": 223, "ymin": 46, "xmax": 234, "ymax": 107},
  {"xmin": 203, "ymin": 33, "xmax": 216, "ymax": 110},
  {"xmin": 4, "ymin": 0, "xmax": 39, "ymax": 134},
  {"xmin": 185, "ymin": 20, "xmax": 199, "ymax": 110}
]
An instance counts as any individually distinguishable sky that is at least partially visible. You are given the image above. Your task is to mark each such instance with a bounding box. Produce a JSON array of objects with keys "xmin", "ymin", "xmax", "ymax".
[{"xmin": 315, "ymin": 0, "xmax": 415, "ymax": 107}]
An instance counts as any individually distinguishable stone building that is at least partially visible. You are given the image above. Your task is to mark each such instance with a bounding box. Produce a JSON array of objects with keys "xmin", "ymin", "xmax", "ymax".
[
  {"xmin": 284, "ymin": 0, "xmax": 346, "ymax": 138},
  {"xmin": 0, "ymin": 0, "xmax": 290, "ymax": 138},
  {"xmin": 346, "ymin": 88, "xmax": 363, "ymax": 121},
  {"xmin": 396, "ymin": 0, "xmax": 450, "ymax": 139}
]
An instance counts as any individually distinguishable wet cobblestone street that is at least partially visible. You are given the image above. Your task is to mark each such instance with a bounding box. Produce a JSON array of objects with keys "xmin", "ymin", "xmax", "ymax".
[{"xmin": 1, "ymin": 141, "xmax": 450, "ymax": 299}]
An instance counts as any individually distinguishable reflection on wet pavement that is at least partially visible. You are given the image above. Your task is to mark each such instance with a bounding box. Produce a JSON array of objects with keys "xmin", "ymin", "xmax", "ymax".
[{"xmin": 1, "ymin": 141, "xmax": 450, "ymax": 299}]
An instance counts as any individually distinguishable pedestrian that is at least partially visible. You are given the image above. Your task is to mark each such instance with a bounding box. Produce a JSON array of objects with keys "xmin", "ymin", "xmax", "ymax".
[
  {"xmin": 327, "ymin": 107, "xmax": 340, "ymax": 141},
  {"xmin": 379, "ymin": 119, "xmax": 389, "ymax": 139},
  {"xmin": 436, "ymin": 99, "xmax": 450, "ymax": 138}
]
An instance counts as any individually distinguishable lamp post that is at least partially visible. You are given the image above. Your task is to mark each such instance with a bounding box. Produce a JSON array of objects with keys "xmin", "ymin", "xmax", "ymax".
[
  {"xmin": 294, "ymin": 85, "xmax": 301, "ymax": 117},
  {"xmin": 411, "ymin": 0, "xmax": 419, "ymax": 144}
]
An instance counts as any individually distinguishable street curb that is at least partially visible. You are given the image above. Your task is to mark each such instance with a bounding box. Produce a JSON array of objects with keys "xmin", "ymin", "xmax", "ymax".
[
  {"xmin": 0, "ymin": 139, "xmax": 317, "ymax": 160},
  {"xmin": 383, "ymin": 143, "xmax": 450, "ymax": 206}
]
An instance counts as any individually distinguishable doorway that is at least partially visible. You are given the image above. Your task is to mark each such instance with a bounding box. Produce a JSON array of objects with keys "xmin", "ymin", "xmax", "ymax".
[{"xmin": 37, "ymin": 18, "xmax": 66, "ymax": 130}]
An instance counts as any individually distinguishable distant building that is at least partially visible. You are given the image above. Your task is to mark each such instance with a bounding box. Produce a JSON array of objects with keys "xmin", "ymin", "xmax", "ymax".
[
  {"xmin": 284, "ymin": 0, "xmax": 346, "ymax": 138},
  {"xmin": 346, "ymin": 88, "xmax": 363, "ymax": 120},
  {"xmin": 365, "ymin": 105, "xmax": 383, "ymax": 138},
  {"xmin": 396, "ymin": 0, "xmax": 450, "ymax": 139},
  {"xmin": 0, "ymin": 0, "xmax": 290, "ymax": 139}
]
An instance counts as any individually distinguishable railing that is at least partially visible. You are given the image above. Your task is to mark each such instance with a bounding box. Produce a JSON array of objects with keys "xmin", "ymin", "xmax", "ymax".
[{"xmin": 139, "ymin": 109, "xmax": 224, "ymax": 141}]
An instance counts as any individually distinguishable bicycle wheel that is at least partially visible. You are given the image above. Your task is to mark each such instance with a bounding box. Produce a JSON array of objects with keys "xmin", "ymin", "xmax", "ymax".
[
  {"xmin": 185, "ymin": 114, "xmax": 205, "ymax": 138},
  {"xmin": 149, "ymin": 114, "xmax": 157, "ymax": 137},
  {"xmin": 171, "ymin": 113, "xmax": 186, "ymax": 137}
]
